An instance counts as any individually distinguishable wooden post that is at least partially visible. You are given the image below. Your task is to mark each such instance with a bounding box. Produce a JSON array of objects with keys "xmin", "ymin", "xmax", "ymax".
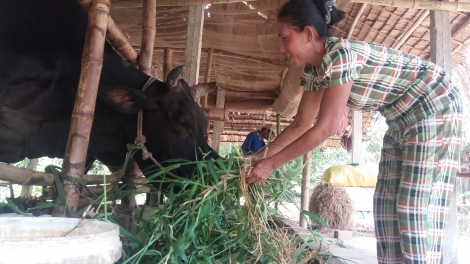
[
  {"xmin": 299, "ymin": 151, "xmax": 312, "ymax": 228},
  {"xmin": 52, "ymin": 0, "xmax": 110, "ymax": 217},
  {"xmin": 429, "ymin": 5, "xmax": 458, "ymax": 263},
  {"xmin": 138, "ymin": 0, "xmax": 156, "ymax": 75},
  {"xmin": 352, "ymin": 110, "xmax": 362, "ymax": 164},
  {"xmin": 211, "ymin": 88, "xmax": 226, "ymax": 152},
  {"xmin": 202, "ymin": 48, "xmax": 214, "ymax": 108},
  {"xmin": 20, "ymin": 159, "xmax": 38, "ymax": 197},
  {"xmin": 183, "ymin": 5, "xmax": 204, "ymax": 104},
  {"xmin": 163, "ymin": 48, "xmax": 173, "ymax": 81},
  {"xmin": 119, "ymin": 160, "xmax": 138, "ymax": 232}
]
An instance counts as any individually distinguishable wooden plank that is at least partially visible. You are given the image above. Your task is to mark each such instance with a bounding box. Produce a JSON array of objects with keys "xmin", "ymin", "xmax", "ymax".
[
  {"xmin": 351, "ymin": 110, "xmax": 362, "ymax": 164},
  {"xmin": 211, "ymin": 88, "xmax": 226, "ymax": 152},
  {"xmin": 429, "ymin": 6, "xmax": 458, "ymax": 264},
  {"xmin": 53, "ymin": 0, "xmax": 110, "ymax": 217}
]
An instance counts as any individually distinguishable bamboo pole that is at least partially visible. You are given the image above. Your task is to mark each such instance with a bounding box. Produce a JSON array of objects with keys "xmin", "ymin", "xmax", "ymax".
[
  {"xmin": 352, "ymin": 0, "xmax": 470, "ymax": 12},
  {"xmin": 138, "ymin": 0, "xmax": 156, "ymax": 75},
  {"xmin": 347, "ymin": 3, "xmax": 367, "ymax": 39},
  {"xmin": 52, "ymin": 0, "xmax": 110, "ymax": 217},
  {"xmin": 156, "ymin": 0, "xmax": 256, "ymax": 6},
  {"xmin": 202, "ymin": 48, "xmax": 214, "ymax": 108},
  {"xmin": 0, "ymin": 163, "xmax": 121, "ymax": 186},
  {"xmin": 393, "ymin": 9, "xmax": 430, "ymax": 50},
  {"xmin": 77, "ymin": 0, "xmax": 137, "ymax": 66}
]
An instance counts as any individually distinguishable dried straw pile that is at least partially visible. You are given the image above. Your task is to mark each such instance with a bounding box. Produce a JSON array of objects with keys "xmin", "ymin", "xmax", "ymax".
[{"xmin": 308, "ymin": 184, "xmax": 355, "ymax": 230}]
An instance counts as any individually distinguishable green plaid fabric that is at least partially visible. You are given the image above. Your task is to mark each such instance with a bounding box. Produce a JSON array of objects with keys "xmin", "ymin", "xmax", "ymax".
[
  {"xmin": 301, "ymin": 37, "xmax": 463, "ymax": 263},
  {"xmin": 301, "ymin": 37, "xmax": 459, "ymax": 131}
]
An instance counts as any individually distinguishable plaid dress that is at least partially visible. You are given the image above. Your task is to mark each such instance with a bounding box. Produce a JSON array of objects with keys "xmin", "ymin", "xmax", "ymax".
[{"xmin": 301, "ymin": 37, "xmax": 463, "ymax": 264}]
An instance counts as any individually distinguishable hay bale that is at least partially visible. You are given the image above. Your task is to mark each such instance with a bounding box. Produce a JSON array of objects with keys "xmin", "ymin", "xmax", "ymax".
[{"xmin": 308, "ymin": 184, "xmax": 355, "ymax": 230}]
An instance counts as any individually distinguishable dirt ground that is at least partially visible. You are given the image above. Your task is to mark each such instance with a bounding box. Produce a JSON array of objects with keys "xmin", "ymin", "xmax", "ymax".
[{"xmin": 277, "ymin": 201, "xmax": 470, "ymax": 263}]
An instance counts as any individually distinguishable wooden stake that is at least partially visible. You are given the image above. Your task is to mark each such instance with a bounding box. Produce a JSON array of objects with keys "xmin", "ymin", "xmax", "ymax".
[
  {"xmin": 138, "ymin": 0, "xmax": 156, "ymax": 75},
  {"xmin": 52, "ymin": 0, "xmax": 110, "ymax": 217}
]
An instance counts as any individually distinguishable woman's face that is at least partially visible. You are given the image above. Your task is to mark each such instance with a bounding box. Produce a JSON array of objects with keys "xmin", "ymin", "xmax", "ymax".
[{"xmin": 276, "ymin": 21, "xmax": 310, "ymax": 67}]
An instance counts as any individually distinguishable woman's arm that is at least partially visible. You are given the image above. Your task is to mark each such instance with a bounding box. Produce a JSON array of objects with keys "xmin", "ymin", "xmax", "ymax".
[{"xmin": 246, "ymin": 81, "xmax": 353, "ymax": 184}]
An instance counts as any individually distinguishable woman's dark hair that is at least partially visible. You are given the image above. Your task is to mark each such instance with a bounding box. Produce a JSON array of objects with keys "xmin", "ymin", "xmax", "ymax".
[{"xmin": 277, "ymin": 0, "xmax": 345, "ymax": 37}]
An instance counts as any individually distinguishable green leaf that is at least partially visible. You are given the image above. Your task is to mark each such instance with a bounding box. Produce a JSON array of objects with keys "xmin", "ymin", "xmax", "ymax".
[{"xmin": 301, "ymin": 210, "xmax": 330, "ymax": 228}]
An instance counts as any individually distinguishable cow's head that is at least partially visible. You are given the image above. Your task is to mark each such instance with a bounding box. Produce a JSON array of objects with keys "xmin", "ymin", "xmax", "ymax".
[{"xmin": 99, "ymin": 66, "xmax": 218, "ymax": 177}]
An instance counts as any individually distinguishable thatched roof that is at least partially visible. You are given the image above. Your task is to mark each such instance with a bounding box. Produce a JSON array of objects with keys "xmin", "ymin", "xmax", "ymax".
[{"xmin": 109, "ymin": 0, "xmax": 470, "ymax": 145}]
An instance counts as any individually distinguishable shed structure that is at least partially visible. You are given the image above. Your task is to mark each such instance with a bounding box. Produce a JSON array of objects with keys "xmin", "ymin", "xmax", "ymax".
[{"xmin": 108, "ymin": 0, "xmax": 470, "ymax": 148}]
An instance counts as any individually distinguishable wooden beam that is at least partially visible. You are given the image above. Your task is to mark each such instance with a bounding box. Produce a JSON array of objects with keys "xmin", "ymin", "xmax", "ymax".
[
  {"xmin": 347, "ymin": 3, "xmax": 367, "ymax": 39},
  {"xmin": 110, "ymin": 0, "xmax": 257, "ymax": 8},
  {"xmin": 53, "ymin": 0, "xmax": 110, "ymax": 217},
  {"xmin": 211, "ymin": 88, "xmax": 226, "ymax": 152},
  {"xmin": 201, "ymin": 107, "xmax": 226, "ymax": 122},
  {"xmin": 208, "ymin": 2, "xmax": 283, "ymax": 16},
  {"xmin": 183, "ymin": 5, "xmax": 204, "ymax": 104},
  {"xmin": 138, "ymin": 0, "xmax": 156, "ymax": 75},
  {"xmin": 134, "ymin": 46, "xmax": 284, "ymax": 67},
  {"xmin": 393, "ymin": 9, "xmax": 429, "ymax": 50},
  {"xmin": 78, "ymin": 0, "xmax": 137, "ymax": 65},
  {"xmin": 352, "ymin": 0, "xmax": 470, "ymax": 12},
  {"xmin": 224, "ymin": 90, "xmax": 279, "ymax": 99}
]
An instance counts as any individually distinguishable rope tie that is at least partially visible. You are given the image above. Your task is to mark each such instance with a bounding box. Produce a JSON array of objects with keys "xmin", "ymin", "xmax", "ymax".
[
  {"xmin": 135, "ymin": 77, "xmax": 157, "ymax": 160},
  {"xmin": 133, "ymin": 77, "xmax": 180, "ymax": 179}
]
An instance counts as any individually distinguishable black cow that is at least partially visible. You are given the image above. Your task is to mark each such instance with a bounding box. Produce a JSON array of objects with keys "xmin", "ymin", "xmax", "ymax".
[{"xmin": 0, "ymin": 0, "xmax": 218, "ymax": 183}]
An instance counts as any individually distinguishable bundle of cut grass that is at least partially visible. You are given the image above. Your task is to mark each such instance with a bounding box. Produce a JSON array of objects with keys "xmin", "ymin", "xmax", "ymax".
[
  {"xmin": 308, "ymin": 184, "xmax": 354, "ymax": 230},
  {"xmin": 106, "ymin": 152, "xmax": 321, "ymax": 264}
]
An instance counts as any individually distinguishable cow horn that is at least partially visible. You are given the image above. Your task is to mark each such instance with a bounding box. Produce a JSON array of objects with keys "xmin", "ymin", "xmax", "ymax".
[
  {"xmin": 190, "ymin": 82, "xmax": 218, "ymax": 99},
  {"xmin": 166, "ymin": 66, "xmax": 185, "ymax": 89}
]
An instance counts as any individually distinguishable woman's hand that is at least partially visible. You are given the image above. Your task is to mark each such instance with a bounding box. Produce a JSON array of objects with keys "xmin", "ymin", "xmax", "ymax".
[{"xmin": 245, "ymin": 158, "xmax": 275, "ymax": 185}]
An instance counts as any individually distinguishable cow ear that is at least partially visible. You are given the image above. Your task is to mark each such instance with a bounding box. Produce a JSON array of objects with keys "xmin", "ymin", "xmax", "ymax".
[{"xmin": 99, "ymin": 87, "xmax": 148, "ymax": 114}]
